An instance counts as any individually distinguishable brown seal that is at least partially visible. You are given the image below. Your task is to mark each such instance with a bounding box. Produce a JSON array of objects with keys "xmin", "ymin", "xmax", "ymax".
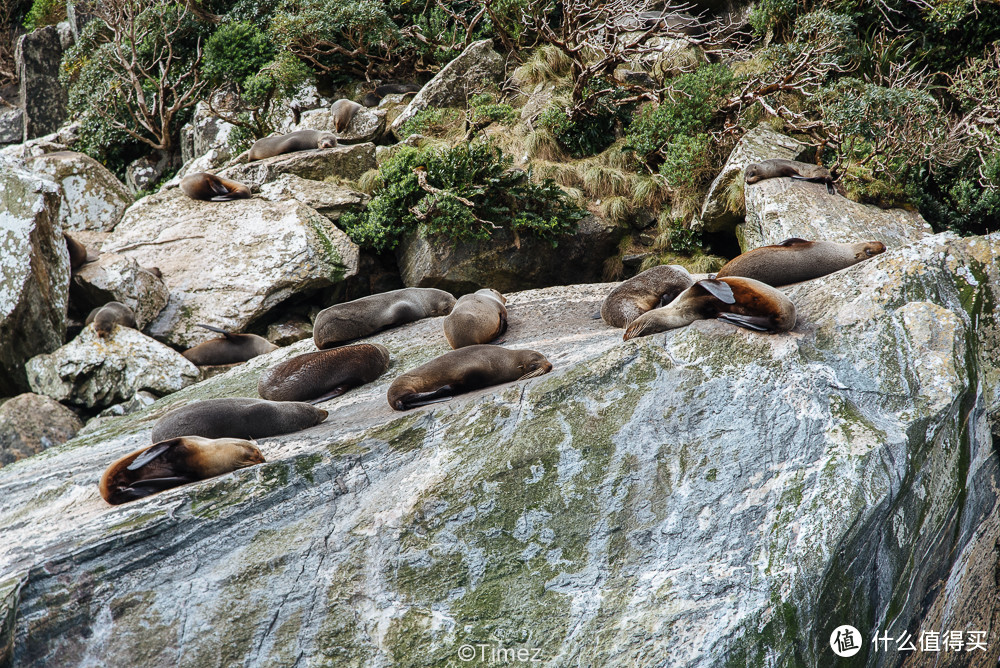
[
  {"xmin": 65, "ymin": 233, "xmax": 97, "ymax": 270},
  {"xmin": 258, "ymin": 343, "xmax": 391, "ymax": 403},
  {"xmin": 601, "ymin": 265, "xmax": 695, "ymax": 328},
  {"xmin": 387, "ymin": 345, "xmax": 552, "ymax": 411},
  {"xmin": 314, "ymin": 288, "xmax": 457, "ymax": 349},
  {"xmin": 330, "ymin": 99, "xmax": 363, "ymax": 132},
  {"xmin": 362, "ymin": 83, "xmax": 421, "ymax": 107},
  {"xmin": 443, "ymin": 289, "xmax": 507, "ymax": 349},
  {"xmin": 85, "ymin": 302, "xmax": 137, "ymax": 338},
  {"xmin": 99, "ymin": 436, "xmax": 265, "ymax": 505},
  {"xmin": 248, "ymin": 130, "xmax": 339, "ymax": 161},
  {"xmin": 182, "ymin": 324, "xmax": 278, "ymax": 366},
  {"xmin": 745, "ymin": 159, "xmax": 835, "ymax": 193},
  {"xmin": 180, "ymin": 172, "xmax": 251, "ymax": 201},
  {"xmin": 715, "ymin": 238, "xmax": 886, "ymax": 287},
  {"xmin": 623, "ymin": 277, "xmax": 796, "ymax": 339},
  {"xmin": 151, "ymin": 397, "xmax": 328, "ymax": 442}
]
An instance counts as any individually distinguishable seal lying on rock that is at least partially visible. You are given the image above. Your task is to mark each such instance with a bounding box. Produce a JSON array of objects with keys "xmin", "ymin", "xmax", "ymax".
[
  {"xmin": 85, "ymin": 302, "xmax": 137, "ymax": 338},
  {"xmin": 387, "ymin": 345, "xmax": 552, "ymax": 411},
  {"xmin": 151, "ymin": 398, "xmax": 328, "ymax": 442},
  {"xmin": 744, "ymin": 159, "xmax": 836, "ymax": 194},
  {"xmin": 99, "ymin": 436, "xmax": 265, "ymax": 505},
  {"xmin": 180, "ymin": 172, "xmax": 252, "ymax": 201},
  {"xmin": 182, "ymin": 324, "xmax": 278, "ymax": 366},
  {"xmin": 443, "ymin": 289, "xmax": 507, "ymax": 349},
  {"xmin": 248, "ymin": 130, "xmax": 338, "ymax": 161},
  {"xmin": 601, "ymin": 265, "xmax": 695, "ymax": 328},
  {"xmin": 623, "ymin": 277, "xmax": 796, "ymax": 339},
  {"xmin": 715, "ymin": 238, "xmax": 886, "ymax": 287},
  {"xmin": 258, "ymin": 343, "xmax": 391, "ymax": 403},
  {"xmin": 314, "ymin": 288, "xmax": 457, "ymax": 349}
]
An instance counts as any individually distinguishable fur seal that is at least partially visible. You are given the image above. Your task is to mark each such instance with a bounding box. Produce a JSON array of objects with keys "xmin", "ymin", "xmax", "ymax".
[
  {"xmin": 248, "ymin": 130, "xmax": 338, "ymax": 161},
  {"xmin": 387, "ymin": 345, "xmax": 552, "ymax": 411},
  {"xmin": 623, "ymin": 276, "xmax": 796, "ymax": 339},
  {"xmin": 715, "ymin": 238, "xmax": 886, "ymax": 287},
  {"xmin": 601, "ymin": 265, "xmax": 695, "ymax": 328},
  {"xmin": 182, "ymin": 324, "xmax": 278, "ymax": 366},
  {"xmin": 65, "ymin": 233, "xmax": 96, "ymax": 270},
  {"xmin": 258, "ymin": 343, "xmax": 391, "ymax": 403},
  {"xmin": 314, "ymin": 288, "xmax": 457, "ymax": 349},
  {"xmin": 443, "ymin": 289, "xmax": 508, "ymax": 349},
  {"xmin": 362, "ymin": 83, "xmax": 421, "ymax": 107},
  {"xmin": 180, "ymin": 172, "xmax": 251, "ymax": 201},
  {"xmin": 330, "ymin": 99, "xmax": 363, "ymax": 132},
  {"xmin": 745, "ymin": 159, "xmax": 835, "ymax": 193},
  {"xmin": 151, "ymin": 397, "xmax": 328, "ymax": 442},
  {"xmin": 99, "ymin": 436, "xmax": 265, "ymax": 505},
  {"xmin": 85, "ymin": 302, "xmax": 137, "ymax": 338}
]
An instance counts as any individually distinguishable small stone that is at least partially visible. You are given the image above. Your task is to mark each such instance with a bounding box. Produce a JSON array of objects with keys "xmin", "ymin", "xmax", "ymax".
[{"xmin": 0, "ymin": 393, "xmax": 82, "ymax": 466}]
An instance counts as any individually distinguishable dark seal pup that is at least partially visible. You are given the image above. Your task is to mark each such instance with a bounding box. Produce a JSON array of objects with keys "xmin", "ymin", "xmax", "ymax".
[
  {"xmin": 258, "ymin": 343, "xmax": 391, "ymax": 403},
  {"xmin": 65, "ymin": 233, "xmax": 97, "ymax": 270},
  {"xmin": 623, "ymin": 277, "xmax": 796, "ymax": 339},
  {"xmin": 715, "ymin": 238, "xmax": 886, "ymax": 287},
  {"xmin": 443, "ymin": 289, "xmax": 507, "ymax": 349},
  {"xmin": 151, "ymin": 398, "xmax": 328, "ymax": 442},
  {"xmin": 745, "ymin": 159, "xmax": 836, "ymax": 194},
  {"xmin": 330, "ymin": 99, "xmax": 363, "ymax": 132},
  {"xmin": 180, "ymin": 172, "xmax": 252, "ymax": 201},
  {"xmin": 248, "ymin": 130, "xmax": 338, "ymax": 161},
  {"xmin": 387, "ymin": 345, "xmax": 552, "ymax": 411},
  {"xmin": 85, "ymin": 302, "xmax": 138, "ymax": 338},
  {"xmin": 314, "ymin": 287, "xmax": 457, "ymax": 349},
  {"xmin": 99, "ymin": 436, "xmax": 265, "ymax": 505},
  {"xmin": 182, "ymin": 324, "xmax": 278, "ymax": 366},
  {"xmin": 362, "ymin": 83, "xmax": 422, "ymax": 107},
  {"xmin": 601, "ymin": 265, "xmax": 695, "ymax": 328}
]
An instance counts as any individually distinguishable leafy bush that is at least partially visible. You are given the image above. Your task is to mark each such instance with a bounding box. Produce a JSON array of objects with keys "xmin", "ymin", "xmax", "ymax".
[
  {"xmin": 24, "ymin": 0, "xmax": 64, "ymax": 30},
  {"xmin": 748, "ymin": 0, "xmax": 797, "ymax": 39},
  {"xmin": 202, "ymin": 21, "xmax": 275, "ymax": 85},
  {"xmin": 468, "ymin": 93, "xmax": 516, "ymax": 126},
  {"xmin": 659, "ymin": 134, "xmax": 715, "ymax": 192},
  {"xmin": 397, "ymin": 108, "xmax": 465, "ymax": 139},
  {"xmin": 340, "ymin": 142, "xmax": 587, "ymax": 252},
  {"xmin": 538, "ymin": 80, "xmax": 633, "ymax": 158}
]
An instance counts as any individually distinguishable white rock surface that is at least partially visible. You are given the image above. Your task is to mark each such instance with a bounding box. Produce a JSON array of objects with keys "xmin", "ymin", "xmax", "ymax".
[
  {"xmin": 27, "ymin": 150, "xmax": 131, "ymax": 232},
  {"xmin": 298, "ymin": 105, "xmax": 385, "ymax": 144},
  {"xmin": 71, "ymin": 253, "xmax": 169, "ymax": 328},
  {"xmin": 258, "ymin": 174, "xmax": 368, "ymax": 221}
]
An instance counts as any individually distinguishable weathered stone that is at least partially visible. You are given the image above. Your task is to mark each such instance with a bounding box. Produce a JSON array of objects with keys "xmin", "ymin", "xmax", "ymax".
[
  {"xmin": 0, "ymin": 123, "xmax": 78, "ymax": 160},
  {"xmin": 258, "ymin": 174, "xmax": 368, "ymax": 221},
  {"xmin": 391, "ymin": 39, "xmax": 505, "ymax": 134},
  {"xmin": 66, "ymin": 0, "xmax": 97, "ymax": 40},
  {"xmin": 700, "ymin": 124, "xmax": 807, "ymax": 233},
  {"xmin": 25, "ymin": 325, "xmax": 199, "ymax": 409},
  {"xmin": 742, "ymin": 177, "xmax": 933, "ymax": 251},
  {"xmin": 70, "ymin": 253, "xmax": 169, "ymax": 328},
  {"xmin": 298, "ymin": 105, "xmax": 385, "ymax": 144},
  {"xmin": 95, "ymin": 390, "xmax": 158, "ymax": 419},
  {"xmin": 0, "ymin": 160, "xmax": 67, "ymax": 395},
  {"xmin": 2, "ymin": 233, "xmax": 1000, "ymax": 667},
  {"xmin": 396, "ymin": 214, "xmax": 623, "ymax": 293},
  {"xmin": 125, "ymin": 153, "xmax": 171, "ymax": 193},
  {"xmin": 378, "ymin": 93, "xmax": 416, "ymax": 128},
  {"xmin": 101, "ymin": 189, "xmax": 360, "ymax": 347},
  {"xmin": 219, "ymin": 143, "xmax": 376, "ymax": 190},
  {"xmin": 15, "ymin": 26, "xmax": 68, "ymax": 140},
  {"xmin": 0, "ymin": 105, "xmax": 24, "ymax": 144},
  {"xmin": 0, "ymin": 393, "xmax": 82, "ymax": 467},
  {"xmin": 180, "ymin": 101, "xmax": 235, "ymax": 165},
  {"xmin": 266, "ymin": 317, "xmax": 312, "ymax": 346},
  {"xmin": 519, "ymin": 82, "xmax": 559, "ymax": 124},
  {"xmin": 27, "ymin": 150, "xmax": 131, "ymax": 232}
]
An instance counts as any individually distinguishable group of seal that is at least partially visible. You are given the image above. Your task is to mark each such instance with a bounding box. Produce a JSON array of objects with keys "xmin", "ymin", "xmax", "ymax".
[
  {"xmin": 443, "ymin": 289, "xmax": 507, "ymax": 348},
  {"xmin": 258, "ymin": 343, "xmax": 391, "ymax": 403},
  {"xmin": 313, "ymin": 287, "xmax": 456, "ymax": 348},
  {"xmin": 362, "ymin": 83, "xmax": 421, "ymax": 108}
]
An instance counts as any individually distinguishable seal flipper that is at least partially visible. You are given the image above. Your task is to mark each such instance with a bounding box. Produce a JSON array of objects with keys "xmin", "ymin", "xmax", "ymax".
[
  {"xmin": 398, "ymin": 386, "xmax": 457, "ymax": 409},
  {"xmin": 307, "ymin": 384, "xmax": 356, "ymax": 404},
  {"xmin": 717, "ymin": 313, "xmax": 774, "ymax": 332},
  {"xmin": 127, "ymin": 440, "xmax": 182, "ymax": 470},
  {"xmin": 777, "ymin": 238, "xmax": 810, "ymax": 246},
  {"xmin": 196, "ymin": 323, "xmax": 236, "ymax": 339},
  {"xmin": 694, "ymin": 279, "xmax": 736, "ymax": 304}
]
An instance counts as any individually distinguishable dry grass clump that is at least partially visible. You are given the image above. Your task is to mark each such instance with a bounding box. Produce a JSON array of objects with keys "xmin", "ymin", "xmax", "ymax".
[{"xmin": 513, "ymin": 45, "xmax": 574, "ymax": 87}]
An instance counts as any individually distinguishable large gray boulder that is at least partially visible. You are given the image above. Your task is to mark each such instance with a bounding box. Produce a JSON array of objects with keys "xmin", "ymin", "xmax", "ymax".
[
  {"xmin": 25, "ymin": 324, "xmax": 199, "ymax": 409},
  {"xmin": 297, "ymin": 105, "xmax": 385, "ymax": 144},
  {"xmin": 700, "ymin": 124, "xmax": 807, "ymax": 233},
  {"xmin": 0, "ymin": 105, "xmax": 24, "ymax": 144},
  {"xmin": 219, "ymin": 143, "xmax": 376, "ymax": 189},
  {"xmin": 391, "ymin": 39, "xmax": 505, "ymax": 134},
  {"xmin": 742, "ymin": 178, "xmax": 933, "ymax": 251},
  {"xmin": 70, "ymin": 253, "xmax": 169, "ymax": 329},
  {"xmin": 257, "ymin": 174, "xmax": 368, "ymax": 221},
  {"xmin": 180, "ymin": 101, "xmax": 235, "ymax": 166},
  {"xmin": 1, "ymin": 232, "xmax": 1000, "ymax": 666},
  {"xmin": 101, "ymin": 189, "xmax": 360, "ymax": 347},
  {"xmin": 27, "ymin": 150, "xmax": 132, "ymax": 232},
  {"xmin": 15, "ymin": 26, "xmax": 68, "ymax": 140},
  {"xmin": 0, "ymin": 393, "xmax": 82, "ymax": 467},
  {"xmin": 396, "ymin": 214, "xmax": 623, "ymax": 293},
  {"xmin": 0, "ymin": 160, "xmax": 68, "ymax": 396}
]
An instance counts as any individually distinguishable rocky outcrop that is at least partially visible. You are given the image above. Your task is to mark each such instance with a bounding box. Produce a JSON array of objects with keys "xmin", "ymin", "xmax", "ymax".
[
  {"xmin": 27, "ymin": 151, "xmax": 132, "ymax": 232},
  {"xmin": 391, "ymin": 39, "xmax": 505, "ymax": 135},
  {"xmin": 0, "ymin": 105, "xmax": 24, "ymax": 145},
  {"xmin": 180, "ymin": 102, "xmax": 235, "ymax": 166},
  {"xmin": 742, "ymin": 178, "xmax": 933, "ymax": 251},
  {"xmin": 101, "ymin": 189, "xmax": 360, "ymax": 347},
  {"xmin": 0, "ymin": 393, "xmax": 82, "ymax": 467},
  {"xmin": 298, "ymin": 105, "xmax": 385, "ymax": 144},
  {"xmin": 0, "ymin": 160, "xmax": 68, "ymax": 396},
  {"xmin": 125, "ymin": 153, "xmax": 171, "ymax": 193},
  {"xmin": 70, "ymin": 254, "xmax": 169, "ymax": 329},
  {"xmin": 15, "ymin": 26, "xmax": 69, "ymax": 140},
  {"xmin": 1, "ymin": 232, "xmax": 999, "ymax": 667},
  {"xmin": 396, "ymin": 214, "xmax": 623, "ymax": 293},
  {"xmin": 0, "ymin": 123, "xmax": 78, "ymax": 160},
  {"xmin": 258, "ymin": 174, "xmax": 368, "ymax": 221},
  {"xmin": 219, "ymin": 143, "xmax": 376, "ymax": 189},
  {"xmin": 700, "ymin": 124, "xmax": 807, "ymax": 233},
  {"xmin": 25, "ymin": 325, "xmax": 199, "ymax": 409}
]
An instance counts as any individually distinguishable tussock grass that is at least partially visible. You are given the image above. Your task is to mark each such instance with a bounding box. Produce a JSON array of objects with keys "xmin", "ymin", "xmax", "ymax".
[
  {"xmin": 582, "ymin": 163, "xmax": 631, "ymax": 199},
  {"xmin": 722, "ymin": 174, "xmax": 745, "ymax": 214},
  {"xmin": 602, "ymin": 235, "xmax": 636, "ymax": 281},
  {"xmin": 601, "ymin": 196, "xmax": 632, "ymax": 227},
  {"xmin": 513, "ymin": 45, "xmax": 574, "ymax": 87},
  {"xmin": 639, "ymin": 251, "xmax": 726, "ymax": 274},
  {"xmin": 525, "ymin": 127, "xmax": 567, "ymax": 162},
  {"xmin": 357, "ymin": 168, "xmax": 384, "ymax": 194},
  {"xmin": 630, "ymin": 173, "xmax": 671, "ymax": 210}
]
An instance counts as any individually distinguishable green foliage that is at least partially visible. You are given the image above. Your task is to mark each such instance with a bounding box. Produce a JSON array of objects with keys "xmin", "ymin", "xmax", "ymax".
[
  {"xmin": 907, "ymin": 149, "xmax": 1000, "ymax": 235},
  {"xmin": 340, "ymin": 142, "xmax": 587, "ymax": 252},
  {"xmin": 397, "ymin": 108, "xmax": 464, "ymax": 139},
  {"xmin": 748, "ymin": 0, "xmax": 797, "ymax": 38},
  {"xmin": 24, "ymin": 0, "xmax": 64, "ymax": 30},
  {"xmin": 539, "ymin": 81, "xmax": 633, "ymax": 159},
  {"xmin": 202, "ymin": 22, "xmax": 275, "ymax": 85},
  {"xmin": 659, "ymin": 134, "xmax": 714, "ymax": 192},
  {"xmin": 468, "ymin": 93, "xmax": 516, "ymax": 126},
  {"xmin": 661, "ymin": 219, "xmax": 703, "ymax": 255}
]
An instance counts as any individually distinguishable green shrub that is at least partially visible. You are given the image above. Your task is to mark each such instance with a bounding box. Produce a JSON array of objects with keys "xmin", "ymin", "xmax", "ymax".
[
  {"xmin": 538, "ymin": 81, "xmax": 632, "ymax": 159},
  {"xmin": 659, "ymin": 134, "xmax": 714, "ymax": 192},
  {"xmin": 202, "ymin": 21, "xmax": 275, "ymax": 85},
  {"xmin": 468, "ymin": 93, "xmax": 516, "ymax": 126},
  {"xmin": 24, "ymin": 0, "xmax": 64, "ymax": 30},
  {"xmin": 748, "ymin": 0, "xmax": 797, "ymax": 39},
  {"xmin": 340, "ymin": 142, "xmax": 587, "ymax": 252},
  {"xmin": 396, "ymin": 107, "xmax": 465, "ymax": 138}
]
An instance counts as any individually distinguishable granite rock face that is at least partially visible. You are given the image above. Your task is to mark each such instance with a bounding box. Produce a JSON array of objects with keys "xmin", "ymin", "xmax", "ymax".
[
  {"xmin": 15, "ymin": 26, "xmax": 68, "ymax": 140},
  {"xmin": 0, "ymin": 393, "xmax": 82, "ymax": 467},
  {"xmin": 219, "ymin": 143, "xmax": 377, "ymax": 189},
  {"xmin": 180, "ymin": 101, "xmax": 235, "ymax": 166},
  {"xmin": 257, "ymin": 174, "xmax": 368, "ymax": 221},
  {"xmin": 298, "ymin": 105, "xmax": 385, "ymax": 144},
  {"xmin": 0, "ymin": 160, "xmax": 68, "ymax": 395},
  {"xmin": 101, "ymin": 189, "xmax": 360, "ymax": 347},
  {"xmin": 70, "ymin": 253, "xmax": 169, "ymax": 329},
  {"xmin": 3, "ymin": 232, "xmax": 998, "ymax": 666},
  {"xmin": 27, "ymin": 151, "xmax": 131, "ymax": 232}
]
